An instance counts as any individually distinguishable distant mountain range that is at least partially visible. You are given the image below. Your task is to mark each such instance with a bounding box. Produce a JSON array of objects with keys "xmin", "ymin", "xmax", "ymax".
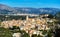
[{"xmin": 0, "ymin": 4, "xmax": 60, "ymax": 15}]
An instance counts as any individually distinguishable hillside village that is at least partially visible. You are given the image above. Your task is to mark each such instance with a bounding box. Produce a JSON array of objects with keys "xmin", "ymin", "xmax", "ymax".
[{"xmin": 0, "ymin": 14, "xmax": 60, "ymax": 37}]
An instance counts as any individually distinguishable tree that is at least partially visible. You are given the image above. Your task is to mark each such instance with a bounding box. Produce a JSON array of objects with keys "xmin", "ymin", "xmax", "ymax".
[
  {"xmin": 0, "ymin": 27, "xmax": 12, "ymax": 37},
  {"xmin": 55, "ymin": 12, "xmax": 60, "ymax": 24},
  {"xmin": 55, "ymin": 12, "xmax": 60, "ymax": 19},
  {"xmin": 21, "ymin": 32, "xmax": 30, "ymax": 37},
  {"xmin": 47, "ymin": 14, "xmax": 54, "ymax": 18},
  {"xmin": 31, "ymin": 34, "xmax": 37, "ymax": 37}
]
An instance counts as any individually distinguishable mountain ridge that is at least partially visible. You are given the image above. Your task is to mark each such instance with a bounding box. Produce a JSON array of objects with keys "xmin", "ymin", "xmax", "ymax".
[{"xmin": 0, "ymin": 4, "xmax": 60, "ymax": 15}]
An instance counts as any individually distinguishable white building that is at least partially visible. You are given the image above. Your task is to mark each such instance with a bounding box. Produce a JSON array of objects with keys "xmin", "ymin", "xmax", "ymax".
[{"xmin": 13, "ymin": 33, "xmax": 21, "ymax": 37}]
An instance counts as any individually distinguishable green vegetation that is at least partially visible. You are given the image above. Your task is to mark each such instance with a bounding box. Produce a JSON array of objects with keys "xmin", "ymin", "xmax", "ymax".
[
  {"xmin": 0, "ymin": 26, "xmax": 30, "ymax": 37},
  {"xmin": 0, "ymin": 27, "xmax": 12, "ymax": 37},
  {"xmin": 55, "ymin": 12, "xmax": 60, "ymax": 19},
  {"xmin": 0, "ymin": 15, "xmax": 26, "ymax": 21},
  {"xmin": 42, "ymin": 30, "xmax": 47, "ymax": 35},
  {"xmin": 21, "ymin": 33, "xmax": 30, "ymax": 37},
  {"xmin": 55, "ymin": 12, "xmax": 60, "ymax": 24}
]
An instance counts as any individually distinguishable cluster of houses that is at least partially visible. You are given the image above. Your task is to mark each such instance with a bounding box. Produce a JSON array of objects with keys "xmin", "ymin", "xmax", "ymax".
[{"xmin": 0, "ymin": 14, "xmax": 54, "ymax": 37}]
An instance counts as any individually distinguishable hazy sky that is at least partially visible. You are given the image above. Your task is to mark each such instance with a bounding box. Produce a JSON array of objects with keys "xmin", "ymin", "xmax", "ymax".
[{"xmin": 0, "ymin": 0, "xmax": 60, "ymax": 8}]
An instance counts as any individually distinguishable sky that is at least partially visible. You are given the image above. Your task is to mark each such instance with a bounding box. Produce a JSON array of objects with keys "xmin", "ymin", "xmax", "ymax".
[{"xmin": 0, "ymin": 0, "xmax": 60, "ymax": 8}]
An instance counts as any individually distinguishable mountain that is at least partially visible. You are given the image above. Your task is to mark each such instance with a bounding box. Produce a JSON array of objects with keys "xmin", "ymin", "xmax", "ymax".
[
  {"xmin": 14, "ymin": 7, "xmax": 60, "ymax": 15},
  {"xmin": 38, "ymin": 8, "xmax": 60, "ymax": 15},
  {"xmin": 0, "ymin": 4, "xmax": 60, "ymax": 15},
  {"xmin": 0, "ymin": 4, "xmax": 18, "ymax": 14},
  {"xmin": 14, "ymin": 7, "xmax": 39, "ymax": 14}
]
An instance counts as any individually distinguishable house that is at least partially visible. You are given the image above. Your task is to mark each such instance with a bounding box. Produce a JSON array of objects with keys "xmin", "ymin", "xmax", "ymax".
[{"xmin": 13, "ymin": 33, "xmax": 21, "ymax": 37}]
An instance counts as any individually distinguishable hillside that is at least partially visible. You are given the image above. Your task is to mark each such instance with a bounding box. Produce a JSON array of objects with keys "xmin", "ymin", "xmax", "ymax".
[{"xmin": 0, "ymin": 4, "xmax": 60, "ymax": 15}]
